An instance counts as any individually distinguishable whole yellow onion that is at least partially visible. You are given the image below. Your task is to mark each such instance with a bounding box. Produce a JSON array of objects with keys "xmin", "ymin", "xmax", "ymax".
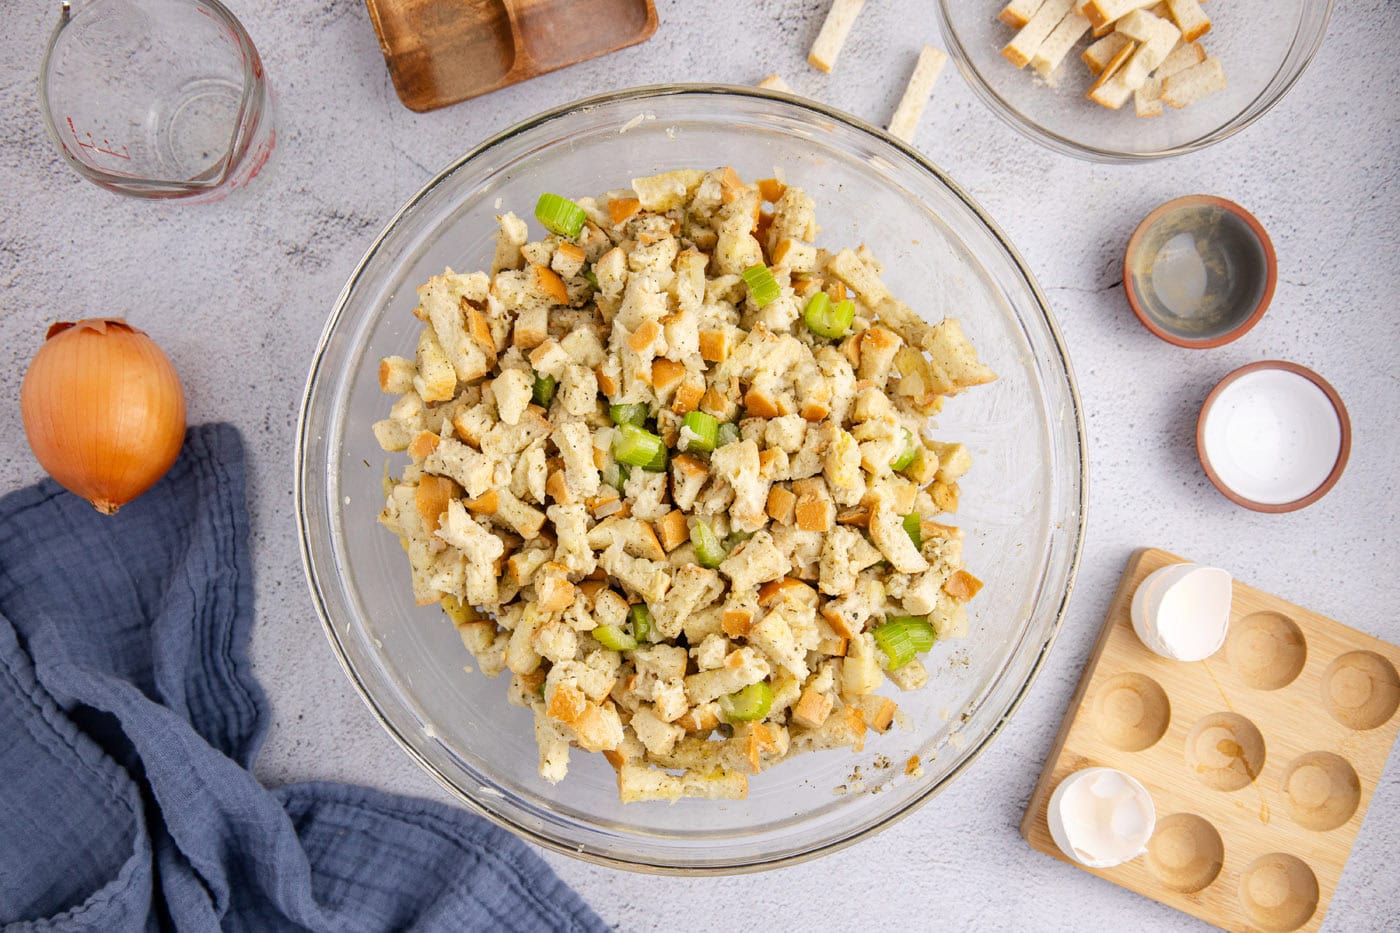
[{"xmin": 20, "ymin": 318, "xmax": 186, "ymax": 515}]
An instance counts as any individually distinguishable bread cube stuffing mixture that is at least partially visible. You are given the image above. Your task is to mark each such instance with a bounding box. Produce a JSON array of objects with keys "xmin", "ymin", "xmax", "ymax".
[{"xmin": 373, "ymin": 167, "xmax": 995, "ymax": 802}]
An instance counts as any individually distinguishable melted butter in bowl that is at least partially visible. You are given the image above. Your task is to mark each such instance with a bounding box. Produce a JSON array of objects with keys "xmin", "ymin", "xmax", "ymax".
[{"xmin": 1124, "ymin": 196, "xmax": 1277, "ymax": 348}]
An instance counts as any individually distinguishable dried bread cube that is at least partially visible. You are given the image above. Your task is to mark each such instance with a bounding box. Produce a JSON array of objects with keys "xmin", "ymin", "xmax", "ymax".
[
  {"xmin": 1031, "ymin": 11, "xmax": 1091, "ymax": 81},
  {"xmin": 999, "ymin": 0, "xmax": 1047, "ymax": 28},
  {"xmin": 1165, "ymin": 0, "xmax": 1210, "ymax": 42},
  {"xmin": 617, "ymin": 762, "xmax": 747, "ymax": 803},
  {"xmin": 1080, "ymin": 0, "xmax": 1155, "ymax": 29},
  {"xmin": 887, "ymin": 46, "xmax": 949, "ymax": 143},
  {"xmin": 630, "ymin": 170, "xmax": 705, "ymax": 212},
  {"xmin": 756, "ymin": 73, "xmax": 792, "ymax": 92},
  {"xmin": 1154, "ymin": 39, "xmax": 1207, "ymax": 79},
  {"xmin": 1135, "ymin": 76, "xmax": 1164, "ymax": 117},
  {"xmin": 808, "ymin": 0, "xmax": 866, "ymax": 74},
  {"xmin": 1086, "ymin": 11, "xmax": 1176, "ymax": 112},
  {"xmin": 1082, "ymin": 31, "xmax": 1132, "ymax": 74},
  {"xmin": 1160, "ymin": 55, "xmax": 1226, "ymax": 108},
  {"xmin": 1002, "ymin": 0, "xmax": 1074, "ymax": 69}
]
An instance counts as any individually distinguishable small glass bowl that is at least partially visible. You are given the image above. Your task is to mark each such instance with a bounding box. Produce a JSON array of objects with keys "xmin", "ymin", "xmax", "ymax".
[
  {"xmin": 935, "ymin": 2, "xmax": 1335, "ymax": 162},
  {"xmin": 296, "ymin": 85, "xmax": 1087, "ymax": 873}
]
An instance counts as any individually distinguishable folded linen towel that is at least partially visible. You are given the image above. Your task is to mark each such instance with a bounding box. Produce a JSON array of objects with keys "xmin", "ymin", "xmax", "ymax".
[{"xmin": 0, "ymin": 423, "xmax": 607, "ymax": 933}]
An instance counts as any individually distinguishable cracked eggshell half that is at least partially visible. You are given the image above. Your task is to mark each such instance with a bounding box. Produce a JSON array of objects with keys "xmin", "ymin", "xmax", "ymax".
[
  {"xmin": 1131, "ymin": 563, "xmax": 1197, "ymax": 656},
  {"xmin": 1047, "ymin": 767, "xmax": 1157, "ymax": 869}
]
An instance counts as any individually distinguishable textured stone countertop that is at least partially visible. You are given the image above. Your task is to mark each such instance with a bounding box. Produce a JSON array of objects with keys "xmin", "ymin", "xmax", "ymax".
[{"xmin": 2, "ymin": 1, "xmax": 1397, "ymax": 929}]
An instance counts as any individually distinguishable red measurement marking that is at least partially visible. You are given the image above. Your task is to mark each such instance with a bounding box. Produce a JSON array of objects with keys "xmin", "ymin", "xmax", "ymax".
[{"xmin": 67, "ymin": 116, "xmax": 130, "ymax": 160}]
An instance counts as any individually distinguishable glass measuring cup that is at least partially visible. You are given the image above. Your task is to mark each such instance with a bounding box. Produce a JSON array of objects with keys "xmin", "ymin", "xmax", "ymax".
[{"xmin": 39, "ymin": 0, "xmax": 275, "ymax": 202}]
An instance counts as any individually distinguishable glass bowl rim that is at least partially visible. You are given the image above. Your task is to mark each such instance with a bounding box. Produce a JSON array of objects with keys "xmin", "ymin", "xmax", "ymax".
[
  {"xmin": 295, "ymin": 82, "xmax": 1090, "ymax": 873},
  {"xmin": 933, "ymin": 1, "xmax": 1337, "ymax": 163}
]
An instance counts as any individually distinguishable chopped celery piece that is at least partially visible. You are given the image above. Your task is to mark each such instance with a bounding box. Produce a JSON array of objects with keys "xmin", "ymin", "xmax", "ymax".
[
  {"xmin": 804, "ymin": 291, "xmax": 855, "ymax": 338},
  {"xmin": 716, "ymin": 422, "xmax": 741, "ymax": 447},
  {"xmin": 726, "ymin": 529, "xmax": 754, "ymax": 550},
  {"xmin": 872, "ymin": 616, "xmax": 936, "ymax": 670},
  {"xmin": 680, "ymin": 410, "xmax": 720, "ymax": 452},
  {"xmin": 890, "ymin": 429, "xmax": 917, "ymax": 471},
  {"xmin": 720, "ymin": 681, "xmax": 774, "ymax": 722},
  {"xmin": 534, "ymin": 193, "xmax": 587, "ymax": 239},
  {"xmin": 593, "ymin": 624, "xmax": 638, "ymax": 652},
  {"xmin": 741, "ymin": 265, "xmax": 781, "ymax": 307},
  {"xmin": 583, "ymin": 269, "xmax": 598, "ymax": 288},
  {"xmin": 612, "ymin": 423, "xmax": 667, "ymax": 471},
  {"xmin": 609, "ymin": 403, "xmax": 649, "ymax": 427},
  {"xmin": 629, "ymin": 604, "xmax": 654, "ymax": 642},
  {"xmin": 531, "ymin": 373, "xmax": 557, "ymax": 407},
  {"xmin": 902, "ymin": 513, "xmax": 922, "ymax": 550},
  {"xmin": 691, "ymin": 519, "xmax": 727, "ymax": 569}
]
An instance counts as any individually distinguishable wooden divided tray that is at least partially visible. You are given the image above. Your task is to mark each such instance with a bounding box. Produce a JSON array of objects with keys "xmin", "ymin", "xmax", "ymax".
[
  {"xmin": 1022, "ymin": 548, "xmax": 1400, "ymax": 932},
  {"xmin": 366, "ymin": 0, "xmax": 658, "ymax": 112}
]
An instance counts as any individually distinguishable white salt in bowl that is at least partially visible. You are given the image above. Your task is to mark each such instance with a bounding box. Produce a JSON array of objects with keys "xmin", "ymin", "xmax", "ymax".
[{"xmin": 1196, "ymin": 361, "xmax": 1351, "ymax": 513}]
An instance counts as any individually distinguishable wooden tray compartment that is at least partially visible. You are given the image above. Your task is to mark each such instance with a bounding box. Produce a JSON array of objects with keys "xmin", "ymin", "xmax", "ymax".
[
  {"xmin": 366, "ymin": 0, "xmax": 658, "ymax": 112},
  {"xmin": 1022, "ymin": 548, "xmax": 1400, "ymax": 932}
]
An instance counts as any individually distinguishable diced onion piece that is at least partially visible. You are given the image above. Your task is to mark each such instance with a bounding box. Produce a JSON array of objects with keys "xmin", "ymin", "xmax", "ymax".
[
  {"xmin": 532, "ymin": 373, "xmax": 557, "ymax": 407},
  {"xmin": 872, "ymin": 616, "xmax": 936, "ymax": 669},
  {"xmin": 741, "ymin": 264, "xmax": 781, "ymax": 308},
  {"xmin": 691, "ymin": 519, "xmax": 727, "ymax": 569},
  {"xmin": 720, "ymin": 681, "xmax": 774, "ymax": 722},
  {"xmin": 534, "ymin": 193, "xmax": 587, "ymax": 239},
  {"xmin": 613, "ymin": 423, "xmax": 668, "ymax": 472},
  {"xmin": 593, "ymin": 624, "xmax": 638, "ymax": 652},
  {"xmin": 680, "ymin": 410, "xmax": 720, "ymax": 452}
]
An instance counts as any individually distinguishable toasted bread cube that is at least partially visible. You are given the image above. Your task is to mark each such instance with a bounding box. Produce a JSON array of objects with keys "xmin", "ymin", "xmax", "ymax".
[
  {"xmin": 756, "ymin": 73, "xmax": 792, "ymax": 93},
  {"xmin": 808, "ymin": 0, "xmax": 866, "ymax": 73},
  {"xmin": 656, "ymin": 510, "xmax": 690, "ymax": 553},
  {"xmin": 1165, "ymin": 0, "xmax": 1209, "ymax": 41},
  {"xmin": 1030, "ymin": 12, "xmax": 1090, "ymax": 81},
  {"xmin": 1160, "ymin": 56, "xmax": 1225, "ymax": 109},
  {"xmin": 887, "ymin": 45, "xmax": 949, "ymax": 143},
  {"xmin": 1082, "ymin": 31, "xmax": 1131, "ymax": 74},
  {"xmin": 378, "ymin": 355, "xmax": 416, "ymax": 394},
  {"xmin": 766, "ymin": 485, "xmax": 797, "ymax": 525},
  {"xmin": 859, "ymin": 695, "xmax": 898, "ymax": 733},
  {"xmin": 1002, "ymin": 0, "xmax": 1073, "ymax": 69},
  {"xmin": 999, "ymin": 0, "xmax": 1047, "ymax": 28}
]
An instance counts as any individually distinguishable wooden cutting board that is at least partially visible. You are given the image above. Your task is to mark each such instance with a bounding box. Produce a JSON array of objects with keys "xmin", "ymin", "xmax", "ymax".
[
  {"xmin": 365, "ymin": 0, "xmax": 658, "ymax": 112},
  {"xmin": 1022, "ymin": 548, "xmax": 1400, "ymax": 932}
]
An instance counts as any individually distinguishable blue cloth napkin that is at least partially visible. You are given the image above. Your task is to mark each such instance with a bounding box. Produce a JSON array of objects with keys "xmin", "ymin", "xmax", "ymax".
[{"xmin": 0, "ymin": 423, "xmax": 608, "ymax": 933}]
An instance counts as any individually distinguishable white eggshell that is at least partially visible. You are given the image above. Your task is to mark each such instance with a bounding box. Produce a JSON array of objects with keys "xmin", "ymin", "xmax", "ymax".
[{"xmin": 1047, "ymin": 767, "xmax": 1157, "ymax": 869}]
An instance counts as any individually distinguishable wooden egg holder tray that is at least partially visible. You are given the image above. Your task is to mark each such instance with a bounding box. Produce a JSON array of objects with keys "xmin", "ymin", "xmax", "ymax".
[{"xmin": 1022, "ymin": 548, "xmax": 1400, "ymax": 932}]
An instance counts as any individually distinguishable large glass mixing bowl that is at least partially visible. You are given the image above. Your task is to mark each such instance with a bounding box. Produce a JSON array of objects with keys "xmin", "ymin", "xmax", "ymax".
[{"xmin": 296, "ymin": 85, "xmax": 1086, "ymax": 873}]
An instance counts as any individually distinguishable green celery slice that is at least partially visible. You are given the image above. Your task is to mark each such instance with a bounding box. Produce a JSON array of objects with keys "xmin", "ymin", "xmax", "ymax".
[
  {"xmin": 535, "ymin": 193, "xmax": 587, "ymax": 238},
  {"xmin": 872, "ymin": 616, "xmax": 936, "ymax": 669},
  {"xmin": 720, "ymin": 681, "xmax": 774, "ymax": 722},
  {"xmin": 691, "ymin": 519, "xmax": 727, "ymax": 569},
  {"xmin": 680, "ymin": 410, "xmax": 720, "ymax": 452},
  {"xmin": 741, "ymin": 265, "xmax": 781, "ymax": 307},
  {"xmin": 612, "ymin": 423, "xmax": 667, "ymax": 471},
  {"xmin": 593, "ymin": 624, "xmax": 638, "ymax": 652}
]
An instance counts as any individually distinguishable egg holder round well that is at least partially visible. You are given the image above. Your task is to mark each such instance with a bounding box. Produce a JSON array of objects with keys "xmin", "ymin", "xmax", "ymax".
[{"xmin": 1020, "ymin": 548, "xmax": 1400, "ymax": 932}]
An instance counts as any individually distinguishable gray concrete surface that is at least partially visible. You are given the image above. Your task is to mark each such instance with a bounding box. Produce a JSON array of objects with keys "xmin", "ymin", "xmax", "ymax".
[{"xmin": 2, "ymin": 1, "xmax": 1397, "ymax": 929}]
